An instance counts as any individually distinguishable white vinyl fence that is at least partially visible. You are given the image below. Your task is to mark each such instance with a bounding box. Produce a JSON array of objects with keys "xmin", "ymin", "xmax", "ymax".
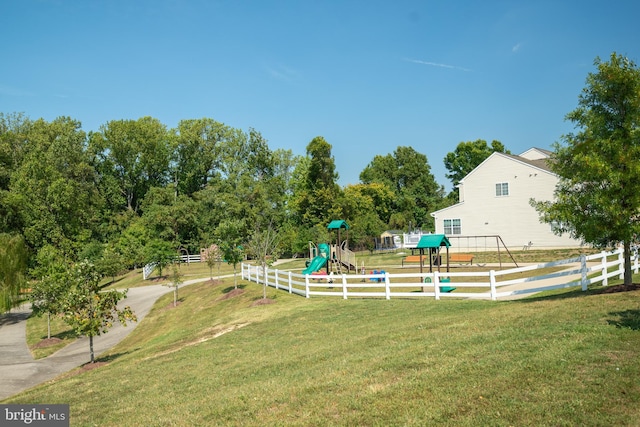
[
  {"xmin": 143, "ymin": 254, "xmax": 202, "ymax": 280},
  {"xmin": 241, "ymin": 248, "xmax": 638, "ymax": 301}
]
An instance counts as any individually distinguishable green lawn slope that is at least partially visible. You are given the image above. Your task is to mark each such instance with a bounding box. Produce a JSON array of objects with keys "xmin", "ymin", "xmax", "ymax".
[{"xmin": 6, "ymin": 259, "xmax": 640, "ymax": 426}]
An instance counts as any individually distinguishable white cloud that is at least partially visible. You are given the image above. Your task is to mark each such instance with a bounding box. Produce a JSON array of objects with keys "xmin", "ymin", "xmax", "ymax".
[
  {"xmin": 265, "ymin": 63, "xmax": 298, "ymax": 82},
  {"xmin": 512, "ymin": 42, "xmax": 523, "ymax": 53},
  {"xmin": 403, "ymin": 58, "xmax": 471, "ymax": 72}
]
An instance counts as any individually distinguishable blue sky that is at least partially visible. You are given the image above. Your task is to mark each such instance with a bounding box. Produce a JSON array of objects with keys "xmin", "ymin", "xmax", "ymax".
[{"xmin": 2, "ymin": 1, "xmax": 640, "ymax": 191}]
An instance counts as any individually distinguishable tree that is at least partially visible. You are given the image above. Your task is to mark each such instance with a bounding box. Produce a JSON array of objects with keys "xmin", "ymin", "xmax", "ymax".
[
  {"xmin": 170, "ymin": 118, "xmax": 227, "ymax": 197},
  {"xmin": 30, "ymin": 267, "xmax": 69, "ymax": 339},
  {"xmin": 293, "ymin": 137, "xmax": 343, "ymax": 228},
  {"xmin": 144, "ymin": 239, "xmax": 176, "ymax": 277},
  {"xmin": 10, "ymin": 117, "xmax": 101, "ymax": 257},
  {"xmin": 360, "ymin": 146, "xmax": 444, "ymax": 230},
  {"xmin": 0, "ymin": 113, "xmax": 31, "ymax": 235},
  {"xmin": 168, "ymin": 264, "xmax": 183, "ymax": 307},
  {"xmin": 222, "ymin": 244, "xmax": 244, "ymax": 290},
  {"xmin": 62, "ymin": 261, "xmax": 136, "ymax": 363},
  {"xmin": 247, "ymin": 220, "xmax": 281, "ymax": 300},
  {"xmin": 217, "ymin": 219, "xmax": 245, "ymax": 289},
  {"xmin": 444, "ymin": 139, "xmax": 510, "ymax": 188},
  {"xmin": 0, "ymin": 233, "xmax": 28, "ymax": 313},
  {"xmin": 30, "ymin": 245, "xmax": 68, "ymax": 337},
  {"xmin": 532, "ymin": 53, "xmax": 640, "ymax": 286},
  {"xmin": 204, "ymin": 244, "xmax": 222, "ymax": 281},
  {"xmin": 89, "ymin": 117, "xmax": 171, "ymax": 213}
]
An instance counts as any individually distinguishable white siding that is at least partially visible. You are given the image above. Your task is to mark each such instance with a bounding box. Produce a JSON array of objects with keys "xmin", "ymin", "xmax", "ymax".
[
  {"xmin": 433, "ymin": 153, "xmax": 581, "ymax": 249},
  {"xmin": 519, "ymin": 148, "xmax": 550, "ymax": 161}
]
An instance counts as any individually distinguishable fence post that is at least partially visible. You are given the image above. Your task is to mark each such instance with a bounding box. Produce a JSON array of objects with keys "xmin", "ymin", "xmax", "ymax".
[
  {"xmin": 288, "ymin": 271, "xmax": 293, "ymax": 294},
  {"xmin": 274, "ymin": 269, "xmax": 279, "ymax": 290},
  {"xmin": 489, "ymin": 270, "xmax": 497, "ymax": 301},
  {"xmin": 635, "ymin": 250, "xmax": 639, "ymax": 274},
  {"xmin": 384, "ymin": 271, "xmax": 391, "ymax": 300},
  {"xmin": 342, "ymin": 274, "xmax": 348, "ymax": 299},
  {"xmin": 434, "ymin": 271, "xmax": 440, "ymax": 301},
  {"xmin": 305, "ymin": 275, "xmax": 310, "ymax": 298},
  {"xmin": 602, "ymin": 251, "xmax": 608, "ymax": 287},
  {"xmin": 618, "ymin": 249, "xmax": 624, "ymax": 280},
  {"xmin": 580, "ymin": 254, "xmax": 588, "ymax": 291}
]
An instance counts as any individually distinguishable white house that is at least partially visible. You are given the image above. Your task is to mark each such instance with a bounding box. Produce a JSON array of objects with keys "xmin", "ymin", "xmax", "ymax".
[{"xmin": 430, "ymin": 148, "xmax": 582, "ymax": 249}]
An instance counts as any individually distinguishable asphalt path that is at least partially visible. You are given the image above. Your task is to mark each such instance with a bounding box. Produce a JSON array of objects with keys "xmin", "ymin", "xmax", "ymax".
[{"xmin": 0, "ymin": 277, "xmax": 215, "ymax": 401}]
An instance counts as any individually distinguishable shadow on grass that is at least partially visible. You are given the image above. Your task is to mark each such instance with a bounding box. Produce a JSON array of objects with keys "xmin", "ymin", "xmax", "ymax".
[
  {"xmin": 607, "ymin": 309, "xmax": 640, "ymax": 330},
  {"xmin": 50, "ymin": 329, "xmax": 78, "ymax": 341},
  {"xmin": 223, "ymin": 284, "xmax": 246, "ymax": 293},
  {"xmin": 515, "ymin": 282, "xmax": 640, "ymax": 304},
  {"xmin": 96, "ymin": 351, "xmax": 131, "ymax": 364},
  {"xmin": 100, "ymin": 276, "xmax": 124, "ymax": 289}
]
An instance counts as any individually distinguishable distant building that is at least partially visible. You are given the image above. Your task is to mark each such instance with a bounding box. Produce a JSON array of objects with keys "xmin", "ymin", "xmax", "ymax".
[{"xmin": 430, "ymin": 148, "xmax": 582, "ymax": 249}]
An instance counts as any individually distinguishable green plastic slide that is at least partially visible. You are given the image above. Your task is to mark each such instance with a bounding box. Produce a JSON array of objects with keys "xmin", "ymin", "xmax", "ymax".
[{"xmin": 303, "ymin": 243, "xmax": 330, "ymax": 275}]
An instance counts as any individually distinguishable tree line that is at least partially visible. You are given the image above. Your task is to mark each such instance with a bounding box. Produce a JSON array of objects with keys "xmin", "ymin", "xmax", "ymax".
[{"xmin": 0, "ymin": 115, "xmax": 502, "ymax": 270}]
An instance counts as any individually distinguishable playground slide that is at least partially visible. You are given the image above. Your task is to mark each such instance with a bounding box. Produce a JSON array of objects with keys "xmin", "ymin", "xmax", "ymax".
[{"xmin": 302, "ymin": 256, "xmax": 328, "ymax": 275}]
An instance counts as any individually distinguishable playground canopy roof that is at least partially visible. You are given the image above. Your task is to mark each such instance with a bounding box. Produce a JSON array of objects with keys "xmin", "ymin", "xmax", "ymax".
[
  {"xmin": 327, "ymin": 220, "xmax": 350, "ymax": 230},
  {"xmin": 416, "ymin": 234, "xmax": 451, "ymax": 249}
]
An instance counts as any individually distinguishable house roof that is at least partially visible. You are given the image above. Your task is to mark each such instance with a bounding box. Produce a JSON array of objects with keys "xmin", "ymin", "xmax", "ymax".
[
  {"xmin": 504, "ymin": 153, "xmax": 553, "ymax": 172},
  {"xmin": 416, "ymin": 234, "xmax": 451, "ymax": 249},
  {"xmin": 327, "ymin": 220, "xmax": 350, "ymax": 230}
]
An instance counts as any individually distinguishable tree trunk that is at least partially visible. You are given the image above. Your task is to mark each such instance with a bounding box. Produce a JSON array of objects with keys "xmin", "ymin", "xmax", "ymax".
[
  {"xmin": 89, "ymin": 335, "xmax": 95, "ymax": 363},
  {"xmin": 262, "ymin": 262, "xmax": 267, "ymax": 300},
  {"xmin": 624, "ymin": 240, "xmax": 633, "ymax": 286}
]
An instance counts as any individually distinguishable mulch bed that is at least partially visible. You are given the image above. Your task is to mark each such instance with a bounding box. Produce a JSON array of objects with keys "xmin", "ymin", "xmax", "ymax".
[
  {"xmin": 598, "ymin": 283, "xmax": 640, "ymax": 294},
  {"xmin": 218, "ymin": 288, "xmax": 245, "ymax": 300},
  {"xmin": 80, "ymin": 361, "xmax": 108, "ymax": 372},
  {"xmin": 251, "ymin": 298, "xmax": 276, "ymax": 307},
  {"xmin": 32, "ymin": 337, "xmax": 62, "ymax": 349}
]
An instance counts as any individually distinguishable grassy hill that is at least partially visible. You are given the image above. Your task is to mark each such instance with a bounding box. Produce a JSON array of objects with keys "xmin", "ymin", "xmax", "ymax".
[{"xmin": 6, "ymin": 255, "xmax": 640, "ymax": 426}]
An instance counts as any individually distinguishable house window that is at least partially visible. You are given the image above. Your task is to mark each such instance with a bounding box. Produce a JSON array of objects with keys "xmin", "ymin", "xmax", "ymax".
[
  {"xmin": 444, "ymin": 219, "xmax": 461, "ymax": 235},
  {"xmin": 495, "ymin": 182, "xmax": 509, "ymax": 197}
]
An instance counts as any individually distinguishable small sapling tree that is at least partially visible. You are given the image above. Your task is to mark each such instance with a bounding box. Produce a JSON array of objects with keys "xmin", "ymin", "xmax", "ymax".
[
  {"xmin": 169, "ymin": 263, "xmax": 183, "ymax": 307},
  {"xmin": 62, "ymin": 261, "xmax": 137, "ymax": 363}
]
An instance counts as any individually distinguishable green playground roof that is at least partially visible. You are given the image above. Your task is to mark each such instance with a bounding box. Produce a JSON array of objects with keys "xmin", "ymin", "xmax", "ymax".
[
  {"xmin": 327, "ymin": 220, "xmax": 350, "ymax": 230},
  {"xmin": 416, "ymin": 234, "xmax": 451, "ymax": 249}
]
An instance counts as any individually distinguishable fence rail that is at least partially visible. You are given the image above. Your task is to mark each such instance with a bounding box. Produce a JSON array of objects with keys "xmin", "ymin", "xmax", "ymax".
[
  {"xmin": 142, "ymin": 254, "xmax": 203, "ymax": 280},
  {"xmin": 241, "ymin": 248, "xmax": 637, "ymax": 301}
]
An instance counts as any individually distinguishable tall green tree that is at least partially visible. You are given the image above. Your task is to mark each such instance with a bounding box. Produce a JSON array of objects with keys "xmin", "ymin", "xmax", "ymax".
[
  {"xmin": 90, "ymin": 117, "xmax": 171, "ymax": 213},
  {"xmin": 171, "ymin": 118, "xmax": 227, "ymax": 197},
  {"xmin": 293, "ymin": 137, "xmax": 343, "ymax": 228},
  {"xmin": 360, "ymin": 146, "xmax": 444, "ymax": 230},
  {"xmin": 10, "ymin": 117, "xmax": 100, "ymax": 257},
  {"xmin": 444, "ymin": 139, "xmax": 510, "ymax": 188},
  {"xmin": 140, "ymin": 186, "xmax": 200, "ymax": 252},
  {"xmin": 0, "ymin": 233, "xmax": 28, "ymax": 313},
  {"xmin": 532, "ymin": 53, "xmax": 640, "ymax": 286},
  {"xmin": 62, "ymin": 261, "xmax": 136, "ymax": 363}
]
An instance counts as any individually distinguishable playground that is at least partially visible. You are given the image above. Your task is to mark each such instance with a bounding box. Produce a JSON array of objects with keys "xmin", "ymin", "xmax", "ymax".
[{"xmin": 244, "ymin": 221, "xmax": 611, "ymax": 300}]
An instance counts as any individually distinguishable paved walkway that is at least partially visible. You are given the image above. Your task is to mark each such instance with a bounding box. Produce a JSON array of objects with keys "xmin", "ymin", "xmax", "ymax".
[{"xmin": 0, "ymin": 277, "xmax": 216, "ymax": 401}]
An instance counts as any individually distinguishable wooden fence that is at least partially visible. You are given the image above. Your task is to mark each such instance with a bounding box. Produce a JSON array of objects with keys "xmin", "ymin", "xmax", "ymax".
[{"xmin": 241, "ymin": 248, "xmax": 638, "ymax": 300}]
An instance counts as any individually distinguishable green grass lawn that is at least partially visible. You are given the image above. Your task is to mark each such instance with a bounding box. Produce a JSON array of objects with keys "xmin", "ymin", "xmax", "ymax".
[{"xmin": 9, "ymin": 262, "xmax": 640, "ymax": 426}]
